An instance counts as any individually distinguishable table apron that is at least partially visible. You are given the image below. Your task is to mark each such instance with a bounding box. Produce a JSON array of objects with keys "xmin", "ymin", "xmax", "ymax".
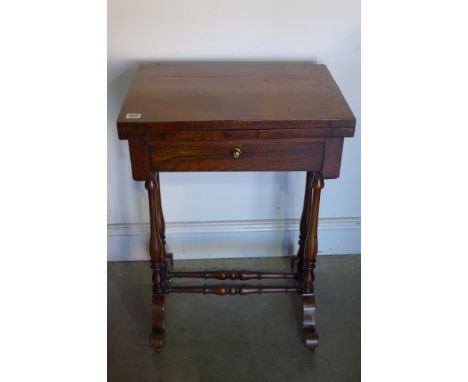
[{"xmin": 128, "ymin": 137, "xmax": 343, "ymax": 178}]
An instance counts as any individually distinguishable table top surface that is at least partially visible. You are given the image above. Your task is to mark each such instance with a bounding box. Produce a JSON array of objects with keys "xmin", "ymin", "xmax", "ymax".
[{"xmin": 117, "ymin": 62, "xmax": 355, "ymax": 135}]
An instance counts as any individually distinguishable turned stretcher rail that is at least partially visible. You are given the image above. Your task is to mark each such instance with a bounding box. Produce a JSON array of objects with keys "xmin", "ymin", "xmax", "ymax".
[
  {"xmin": 166, "ymin": 284, "xmax": 299, "ymax": 295},
  {"xmin": 167, "ymin": 270, "xmax": 296, "ymax": 280}
]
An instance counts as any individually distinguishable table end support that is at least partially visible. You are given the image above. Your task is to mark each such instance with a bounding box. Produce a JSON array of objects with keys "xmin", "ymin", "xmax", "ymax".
[
  {"xmin": 300, "ymin": 172, "xmax": 324, "ymax": 351},
  {"xmin": 149, "ymin": 294, "xmax": 165, "ymax": 351},
  {"xmin": 302, "ymin": 292, "xmax": 319, "ymax": 351},
  {"xmin": 146, "ymin": 173, "xmax": 168, "ymax": 351}
]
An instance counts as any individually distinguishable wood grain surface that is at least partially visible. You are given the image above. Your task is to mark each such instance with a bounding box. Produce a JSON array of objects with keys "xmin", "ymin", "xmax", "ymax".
[
  {"xmin": 116, "ymin": 62, "xmax": 355, "ymax": 351},
  {"xmin": 149, "ymin": 138, "xmax": 325, "ymax": 171},
  {"xmin": 117, "ymin": 62, "xmax": 355, "ymax": 137}
]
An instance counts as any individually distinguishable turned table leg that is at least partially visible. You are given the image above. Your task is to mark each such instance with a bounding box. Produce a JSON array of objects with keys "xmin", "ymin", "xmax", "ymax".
[
  {"xmin": 154, "ymin": 173, "xmax": 173, "ymax": 269},
  {"xmin": 301, "ymin": 172, "xmax": 324, "ymax": 351},
  {"xmin": 145, "ymin": 172, "xmax": 167, "ymax": 351},
  {"xmin": 295, "ymin": 172, "xmax": 314, "ymax": 276},
  {"xmin": 155, "ymin": 173, "xmax": 166, "ymax": 246}
]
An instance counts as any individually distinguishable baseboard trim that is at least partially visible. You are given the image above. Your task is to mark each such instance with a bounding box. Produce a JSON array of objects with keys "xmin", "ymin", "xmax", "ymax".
[{"xmin": 107, "ymin": 217, "xmax": 360, "ymax": 261}]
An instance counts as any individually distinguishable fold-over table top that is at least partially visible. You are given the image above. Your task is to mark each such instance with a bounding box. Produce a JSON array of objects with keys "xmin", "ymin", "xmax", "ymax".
[{"xmin": 117, "ymin": 62, "xmax": 355, "ymax": 139}]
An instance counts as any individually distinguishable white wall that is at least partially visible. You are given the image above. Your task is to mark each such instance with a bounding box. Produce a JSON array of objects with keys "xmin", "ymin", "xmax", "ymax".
[{"xmin": 107, "ymin": 0, "xmax": 361, "ymax": 260}]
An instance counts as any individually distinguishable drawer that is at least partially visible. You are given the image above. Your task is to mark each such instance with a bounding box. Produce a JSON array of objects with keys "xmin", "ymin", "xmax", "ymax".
[{"xmin": 148, "ymin": 139, "xmax": 325, "ymax": 172}]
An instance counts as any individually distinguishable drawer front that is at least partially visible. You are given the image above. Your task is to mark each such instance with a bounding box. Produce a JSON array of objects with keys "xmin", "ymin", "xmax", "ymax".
[{"xmin": 148, "ymin": 139, "xmax": 325, "ymax": 172}]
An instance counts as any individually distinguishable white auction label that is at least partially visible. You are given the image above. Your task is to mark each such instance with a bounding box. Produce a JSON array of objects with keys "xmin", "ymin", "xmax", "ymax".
[{"xmin": 125, "ymin": 113, "xmax": 142, "ymax": 119}]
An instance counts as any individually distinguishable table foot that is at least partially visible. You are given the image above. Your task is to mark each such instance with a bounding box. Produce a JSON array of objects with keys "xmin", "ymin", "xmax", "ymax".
[
  {"xmin": 302, "ymin": 293, "xmax": 319, "ymax": 351},
  {"xmin": 149, "ymin": 294, "xmax": 165, "ymax": 351}
]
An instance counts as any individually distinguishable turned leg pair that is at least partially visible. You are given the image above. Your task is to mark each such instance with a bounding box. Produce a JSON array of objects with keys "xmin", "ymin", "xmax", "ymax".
[
  {"xmin": 297, "ymin": 171, "xmax": 324, "ymax": 350},
  {"xmin": 144, "ymin": 171, "xmax": 324, "ymax": 351},
  {"xmin": 145, "ymin": 172, "xmax": 168, "ymax": 351}
]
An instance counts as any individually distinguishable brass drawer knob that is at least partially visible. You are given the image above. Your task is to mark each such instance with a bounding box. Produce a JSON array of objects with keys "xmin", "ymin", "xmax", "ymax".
[{"xmin": 231, "ymin": 147, "xmax": 242, "ymax": 159}]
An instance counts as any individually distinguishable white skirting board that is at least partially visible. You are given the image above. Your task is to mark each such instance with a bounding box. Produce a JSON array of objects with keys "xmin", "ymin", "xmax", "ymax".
[{"xmin": 107, "ymin": 217, "xmax": 360, "ymax": 261}]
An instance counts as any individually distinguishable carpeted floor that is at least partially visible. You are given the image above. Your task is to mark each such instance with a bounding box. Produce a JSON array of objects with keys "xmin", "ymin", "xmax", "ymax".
[{"xmin": 108, "ymin": 255, "xmax": 360, "ymax": 382}]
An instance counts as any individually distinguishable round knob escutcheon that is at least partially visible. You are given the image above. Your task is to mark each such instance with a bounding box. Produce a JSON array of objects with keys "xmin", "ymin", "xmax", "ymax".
[{"xmin": 231, "ymin": 147, "xmax": 242, "ymax": 159}]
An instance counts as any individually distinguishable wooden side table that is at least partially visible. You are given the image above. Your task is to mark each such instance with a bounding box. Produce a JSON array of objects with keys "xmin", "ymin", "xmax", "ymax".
[{"xmin": 117, "ymin": 62, "xmax": 355, "ymax": 351}]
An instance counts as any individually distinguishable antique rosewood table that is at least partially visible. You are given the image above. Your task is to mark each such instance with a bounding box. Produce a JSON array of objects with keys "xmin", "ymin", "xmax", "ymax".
[{"xmin": 117, "ymin": 62, "xmax": 355, "ymax": 351}]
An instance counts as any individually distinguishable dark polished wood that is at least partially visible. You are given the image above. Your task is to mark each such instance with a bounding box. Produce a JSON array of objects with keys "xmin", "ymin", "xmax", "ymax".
[
  {"xmin": 117, "ymin": 62, "xmax": 355, "ymax": 351},
  {"xmin": 303, "ymin": 292, "xmax": 319, "ymax": 350},
  {"xmin": 155, "ymin": 172, "xmax": 166, "ymax": 246},
  {"xmin": 117, "ymin": 62, "xmax": 355, "ymax": 136},
  {"xmin": 129, "ymin": 135, "xmax": 344, "ymax": 179},
  {"xmin": 167, "ymin": 285, "xmax": 299, "ymax": 295},
  {"xmin": 149, "ymin": 139, "xmax": 326, "ymax": 172},
  {"xmin": 303, "ymin": 173, "xmax": 324, "ymax": 284},
  {"xmin": 149, "ymin": 294, "xmax": 165, "ymax": 351},
  {"xmin": 145, "ymin": 174, "xmax": 167, "ymax": 350},
  {"xmin": 168, "ymin": 270, "xmax": 296, "ymax": 280},
  {"xmin": 301, "ymin": 172, "xmax": 324, "ymax": 350},
  {"xmin": 294, "ymin": 172, "xmax": 314, "ymax": 276},
  {"xmin": 128, "ymin": 128, "xmax": 348, "ymax": 141}
]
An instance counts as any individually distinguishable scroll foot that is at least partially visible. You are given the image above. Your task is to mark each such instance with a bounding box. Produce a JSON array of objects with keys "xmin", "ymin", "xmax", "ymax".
[
  {"xmin": 302, "ymin": 293, "xmax": 319, "ymax": 351},
  {"xmin": 149, "ymin": 294, "xmax": 165, "ymax": 351}
]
